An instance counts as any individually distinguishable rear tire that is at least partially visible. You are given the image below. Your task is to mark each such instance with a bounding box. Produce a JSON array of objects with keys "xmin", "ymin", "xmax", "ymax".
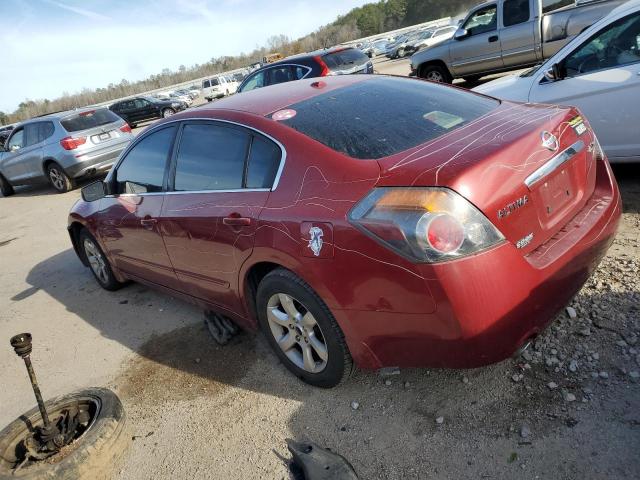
[
  {"xmin": 0, "ymin": 173, "xmax": 14, "ymax": 197},
  {"xmin": 79, "ymin": 229, "xmax": 124, "ymax": 291},
  {"xmin": 397, "ymin": 47, "xmax": 405, "ymax": 58},
  {"xmin": 256, "ymin": 268, "xmax": 353, "ymax": 388},
  {"xmin": 419, "ymin": 64, "xmax": 452, "ymax": 83},
  {"xmin": 46, "ymin": 162, "xmax": 74, "ymax": 193}
]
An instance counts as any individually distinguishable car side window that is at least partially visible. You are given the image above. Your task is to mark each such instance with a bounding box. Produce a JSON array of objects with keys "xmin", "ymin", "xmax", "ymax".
[
  {"xmin": 464, "ymin": 5, "xmax": 497, "ymax": 36},
  {"xmin": 268, "ymin": 66, "xmax": 294, "ymax": 85},
  {"xmin": 246, "ymin": 135, "xmax": 281, "ymax": 189},
  {"xmin": 293, "ymin": 66, "xmax": 309, "ymax": 80},
  {"xmin": 24, "ymin": 124, "xmax": 41, "ymax": 147},
  {"xmin": 203, "ymin": 80, "xmax": 210, "ymax": 88},
  {"xmin": 564, "ymin": 13, "xmax": 640, "ymax": 76},
  {"xmin": 7, "ymin": 129, "xmax": 24, "ymax": 151},
  {"xmin": 503, "ymin": 0, "xmax": 530, "ymax": 27},
  {"xmin": 174, "ymin": 123, "xmax": 249, "ymax": 191},
  {"xmin": 38, "ymin": 122, "xmax": 55, "ymax": 143},
  {"xmin": 240, "ymin": 71, "xmax": 266, "ymax": 92},
  {"xmin": 134, "ymin": 99, "xmax": 148, "ymax": 109},
  {"xmin": 115, "ymin": 126, "xmax": 176, "ymax": 194}
]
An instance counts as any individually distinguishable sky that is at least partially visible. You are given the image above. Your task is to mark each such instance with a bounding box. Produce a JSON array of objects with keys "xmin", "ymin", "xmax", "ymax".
[{"xmin": 0, "ymin": 0, "xmax": 371, "ymax": 112}]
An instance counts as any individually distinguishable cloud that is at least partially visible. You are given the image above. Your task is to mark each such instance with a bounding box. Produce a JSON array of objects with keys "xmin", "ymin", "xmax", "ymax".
[{"xmin": 42, "ymin": 0, "xmax": 110, "ymax": 21}]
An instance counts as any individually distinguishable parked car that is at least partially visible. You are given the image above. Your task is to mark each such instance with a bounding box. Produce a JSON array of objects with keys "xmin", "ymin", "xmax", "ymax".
[
  {"xmin": 237, "ymin": 47, "xmax": 373, "ymax": 94},
  {"xmin": 475, "ymin": 0, "xmax": 640, "ymax": 163},
  {"xmin": 175, "ymin": 88, "xmax": 199, "ymax": 100},
  {"xmin": 202, "ymin": 75, "xmax": 238, "ymax": 101},
  {"xmin": 0, "ymin": 108, "xmax": 133, "ymax": 195},
  {"xmin": 0, "ymin": 125, "xmax": 14, "ymax": 146},
  {"xmin": 362, "ymin": 39, "xmax": 389, "ymax": 58},
  {"xmin": 387, "ymin": 30, "xmax": 433, "ymax": 59},
  {"xmin": 156, "ymin": 91, "xmax": 193, "ymax": 106},
  {"xmin": 68, "ymin": 75, "xmax": 620, "ymax": 387},
  {"xmin": 109, "ymin": 96, "xmax": 187, "ymax": 128},
  {"xmin": 411, "ymin": 26, "xmax": 458, "ymax": 53},
  {"xmin": 411, "ymin": 0, "xmax": 624, "ymax": 83}
]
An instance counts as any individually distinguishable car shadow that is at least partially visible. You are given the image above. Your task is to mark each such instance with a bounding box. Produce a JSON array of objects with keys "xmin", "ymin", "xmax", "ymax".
[
  {"xmin": 613, "ymin": 164, "xmax": 640, "ymax": 214},
  {"xmin": 14, "ymin": 246, "xmax": 640, "ymax": 478},
  {"xmin": 8, "ymin": 177, "xmax": 101, "ymax": 198}
]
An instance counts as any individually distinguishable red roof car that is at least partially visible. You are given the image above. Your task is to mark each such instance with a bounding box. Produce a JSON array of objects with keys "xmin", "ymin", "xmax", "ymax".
[{"xmin": 68, "ymin": 75, "xmax": 621, "ymax": 387}]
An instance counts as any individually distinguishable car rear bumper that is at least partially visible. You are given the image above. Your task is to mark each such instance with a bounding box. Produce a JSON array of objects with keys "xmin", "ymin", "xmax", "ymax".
[
  {"xmin": 64, "ymin": 140, "xmax": 130, "ymax": 178},
  {"xmin": 336, "ymin": 159, "xmax": 621, "ymax": 370}
]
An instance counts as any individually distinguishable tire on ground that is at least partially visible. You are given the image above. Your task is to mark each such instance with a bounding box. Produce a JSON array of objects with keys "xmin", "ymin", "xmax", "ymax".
[
  {"xmin": 46, "ymin": 162, "xmax": 74, "ymax": 193},
  {"xmin": 0, "ymin": 174, "xmax": 14, "ymax": 197},
  {"xmin": 419, "ymin": 64, "xmax": 452, "ymax": 84},
  {"xmin": 79, "ymin": 228, "xmax": 125, "ymax": 291},
  {"xmin": 0, "ymin": 388, "xmax": 130, "ymax": 480},
  {"xmin": 256, "ymin": 268, "xmax": 354, "ymax": 388}
]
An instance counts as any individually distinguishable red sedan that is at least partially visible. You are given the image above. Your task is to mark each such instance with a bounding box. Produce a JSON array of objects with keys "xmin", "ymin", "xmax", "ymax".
[{"xmin": 68, "ymin": 75, "xmax": 621, "ymax": 387}]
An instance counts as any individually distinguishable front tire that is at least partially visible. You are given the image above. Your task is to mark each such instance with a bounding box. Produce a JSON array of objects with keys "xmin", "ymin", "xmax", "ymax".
[
  {"xmin": 79, "ymin": 229, "xmax": 124, "ymax": 291},
  {"xmin": 0, "ymin": 173, "xmax": 14, "ymax": 197},
  {"xmin": 162, "ymin": 108, "xmax": 175, "ymax": 118},
  {"xmin": 256, "ymin": 268, "xmax": 353, "ymax": 388},
  {"xmin": 47, "ymin": 162, "xmax": 74, "ymax": 193},
  {"xmin": 419, "ymin": 64, "xmax": 452, "ymax": 83}
]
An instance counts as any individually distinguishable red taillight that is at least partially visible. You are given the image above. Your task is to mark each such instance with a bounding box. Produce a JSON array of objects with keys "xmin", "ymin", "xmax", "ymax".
[
  {"xmin": 60, "ymin": 136, "xmax": 86, "ymax": 150},
  {"xmin": 120, "ymin": 124, "xmax": 132, "ymax": 133},
  {"xmin": 314, "ymin": 55, "xmax": 331, "ymax": 76},
  {"xmin": 419, "ymin": 213, "xmax": 465, "ymax": 254}
]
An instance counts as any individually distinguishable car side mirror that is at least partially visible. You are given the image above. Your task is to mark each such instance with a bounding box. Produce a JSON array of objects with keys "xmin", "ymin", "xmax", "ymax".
[
  {"xmin": 454, "ymin": 28, "xmax": 469, "ymax": 40},
  {"xmin": 10, "ymin": 145, "xmax": 20, "ymax": 152},
  {"xmin": 81, "ymin": 180, "xmax": 107, "ymax": 202},
  {"xmin": 544, "ymin": 63, "xmax": 566, "ymax": 82}
]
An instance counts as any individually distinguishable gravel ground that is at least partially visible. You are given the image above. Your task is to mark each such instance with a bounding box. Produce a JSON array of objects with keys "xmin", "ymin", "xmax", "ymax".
[{"xmin": 0, "ymin": 58, "xmax": 638, "ymax": 479}]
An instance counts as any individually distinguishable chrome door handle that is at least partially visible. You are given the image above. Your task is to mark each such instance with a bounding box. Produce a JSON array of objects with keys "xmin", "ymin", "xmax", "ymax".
[{"xmin": 223, "ymin": 216, "xmax": 251, "ymax": 227}]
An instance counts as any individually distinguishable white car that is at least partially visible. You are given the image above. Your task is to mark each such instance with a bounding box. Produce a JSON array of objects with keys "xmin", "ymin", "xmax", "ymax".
[
  {"xmin": 202, "ymin": 75, "xmax": 239, "ymax": 101},
  {"xmin": 157, "ymin": 91, "xmax": 193, "ymax": 106},
  {"xmin": 412, "ymin": 26, "xmax": 457, "ymax": 51},
  {"xmin": 474, "ymin": 0, "xmax": 640, "ymax": 163}
]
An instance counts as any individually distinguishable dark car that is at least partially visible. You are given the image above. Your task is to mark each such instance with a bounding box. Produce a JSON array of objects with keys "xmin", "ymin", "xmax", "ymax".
[
  {"xmin": 237, "ymin": 47, "xmax": 373, "ymax": 94},
  {"xmin": 0, "ymin": 125, "xmax": 14, "ymax": 146},
  {"xmin": 68, "ymin": 75, "xmax": 620, "ymax": 388},
  {"xmin": 109, "ymin": 96, "xmax": 188, "ymax": 128}
]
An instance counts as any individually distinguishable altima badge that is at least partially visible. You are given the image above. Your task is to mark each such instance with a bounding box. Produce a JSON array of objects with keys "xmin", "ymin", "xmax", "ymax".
[
  {"xmin": 497, "ymin": 195, "xmax": 529, "ymax": 219},
  {"xmin": 308, "ymin": 226, "xmax": 324, "ymax": 257},
  {"xmin": 541, "ymin": 131, "xmax": 559, "ymax": 152}
]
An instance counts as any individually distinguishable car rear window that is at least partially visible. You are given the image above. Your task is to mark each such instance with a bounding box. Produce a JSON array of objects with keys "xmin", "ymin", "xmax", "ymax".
[
  {"xmin": 61, "ymin": 109, "xmax": 121, "ymax": 132},
  {"xmin": 272, "ymin": 76, "xmax": 499, "ymax": 160},
  {"xmin": 322, "ymin": 48, "xmax": 369, "ymax": 70}
]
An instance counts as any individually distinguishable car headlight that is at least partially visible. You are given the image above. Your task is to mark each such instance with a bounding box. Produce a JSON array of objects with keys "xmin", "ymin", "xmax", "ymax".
[
  {"xmin": 349, "ymin": 187, "xmax": 504, "ymax": 263},
  {"xmin": 171, "ymin": 102, "xmax": 181, "ymax": 108}
]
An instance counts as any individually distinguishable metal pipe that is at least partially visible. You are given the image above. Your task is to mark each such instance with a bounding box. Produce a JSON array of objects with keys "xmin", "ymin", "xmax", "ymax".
[{"xmin": 10, "ymin": 333, "xmax": 51, "ymax": 428}]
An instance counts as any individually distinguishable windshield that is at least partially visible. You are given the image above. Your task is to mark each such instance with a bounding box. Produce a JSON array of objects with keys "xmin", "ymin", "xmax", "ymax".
[{"xmin": 273, "ymin": 77, "xmax": 498, "ymax": 160}]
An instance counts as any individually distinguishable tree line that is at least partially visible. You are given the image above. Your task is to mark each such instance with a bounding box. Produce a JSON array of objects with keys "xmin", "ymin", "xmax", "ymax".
[{"xmin": 0, "ymin": 0, "xmax": 476, "ymax": 125}]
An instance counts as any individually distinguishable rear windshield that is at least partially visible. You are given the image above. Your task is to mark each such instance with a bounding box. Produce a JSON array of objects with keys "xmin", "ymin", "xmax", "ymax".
[
  {"xmin": 61, "ymin": 109, "xmax": 121, "ymax": 132},
  {"xmin": 322, "ymin": 48, "xmax": 369, "ymax": 71},
  {"xmin": 272, "ymin": 77, "xmax": 499, "ymax": 160}
]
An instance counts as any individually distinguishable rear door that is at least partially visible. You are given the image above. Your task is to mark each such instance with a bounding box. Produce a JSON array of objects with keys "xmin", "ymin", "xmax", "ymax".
[
  {"xmin": 450, "ymin": 3, "xmax": 503, "ymax": 75},
  {"xmin": 500, "ymin": 0, "xmax": 538, "ymax": 68},
  {"xmin": 97, "ymin": 125, "xmax": 180, "ymax": 289},
  {"xmin": 1, "ymin": 124, "xmax": 43, "ymax": 183},
  {"xmin": 160, "ymin": 120, "xmax": 281, "ymax": 313},
  {"xmin": 530, "ymin": 10, "xmax": 640, "ymax": 160}
]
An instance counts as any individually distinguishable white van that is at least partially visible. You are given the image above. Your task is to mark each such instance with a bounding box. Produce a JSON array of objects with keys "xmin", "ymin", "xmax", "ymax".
[{"xmin": 201, "ymin": 76, "xmax": 239, "ymax": 101}]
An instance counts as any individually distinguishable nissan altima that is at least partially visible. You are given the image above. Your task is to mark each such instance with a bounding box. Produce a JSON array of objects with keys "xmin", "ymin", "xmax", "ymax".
[{"xmin": 68, "ymin": 75, "xmax": 621, "ymax": 387}]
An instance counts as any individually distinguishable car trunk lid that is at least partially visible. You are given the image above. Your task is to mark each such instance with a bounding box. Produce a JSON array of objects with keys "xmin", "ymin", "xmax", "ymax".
[{"xmin": 376, "ymin": 102, "xmax": 598, "ymax": 254}]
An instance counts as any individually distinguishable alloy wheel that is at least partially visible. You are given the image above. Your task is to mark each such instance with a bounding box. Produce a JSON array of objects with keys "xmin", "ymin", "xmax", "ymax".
[
  {"xmin": 49, "ymin": 168, "xmax": 65, "ymax": 191},
  {"xmin": 163, "ymin": 109, "xmax": 174, "ymax": 118},
  {"xmin": 266, "ymin": 293, "xmax": 328, "ymax": 374},
  {"xmin": 426, "ymin": 71, "xmax": 444, "ymax": 82},
  {"xmin": 83, "ymin": 238, "xmax": 109, "ymax": 285}
]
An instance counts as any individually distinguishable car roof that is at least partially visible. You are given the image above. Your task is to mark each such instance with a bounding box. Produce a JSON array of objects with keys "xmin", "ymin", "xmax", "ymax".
[
  {"xmin": 265, "ymin": 46, "xmax": 358, "ymax": 66},
  {"xmin": 15, "ymin": 107, "xmax": 109, "ymax": 125},
  {"xmin": 190, "ymin": 74, "xmax": 372, "ymax": 117}
]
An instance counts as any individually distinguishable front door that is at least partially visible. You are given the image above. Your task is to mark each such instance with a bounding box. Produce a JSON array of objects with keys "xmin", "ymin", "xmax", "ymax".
[
  {"xmin": 530, "ymin": 11, "xmax": 640, "ymax": 160},
  {"xmin": 450, "ymin": 3, "xmax": 503, "ymax": 76},
  {"xmin": 160, "ymin": 121, "xmax": 282, "ymax": 314},
  {"xmin": 97, "ymin": 125, "xmax": 180, "ymax": 289},
  {"xmin": 1, "ymin": 125, "xmax": 43, "ymax": 183}
]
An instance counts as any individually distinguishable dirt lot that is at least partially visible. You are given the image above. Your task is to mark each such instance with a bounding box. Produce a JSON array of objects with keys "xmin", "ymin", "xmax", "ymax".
[{"xmin": 1, "ymin": 58, "xmax": 639, "ymax": 479}]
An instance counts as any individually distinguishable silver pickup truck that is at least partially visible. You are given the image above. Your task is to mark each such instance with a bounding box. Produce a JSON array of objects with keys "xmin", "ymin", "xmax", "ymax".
[{"xmin": 410, "ymin": 0, "xmax": 624, "ymax": 83}]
